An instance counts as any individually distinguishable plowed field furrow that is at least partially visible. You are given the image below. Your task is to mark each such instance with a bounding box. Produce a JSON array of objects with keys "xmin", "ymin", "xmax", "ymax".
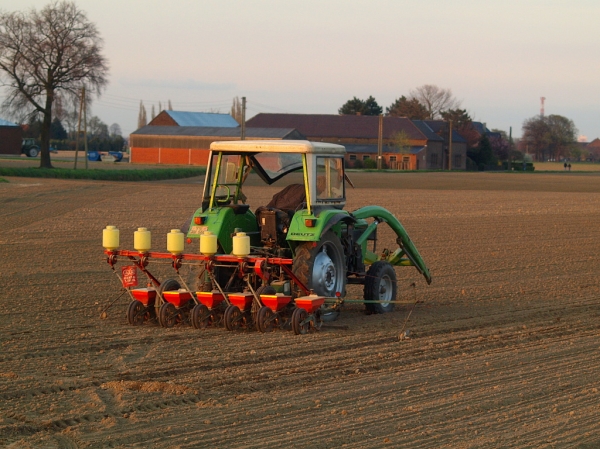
[{"xmin": 4, "ymin": 174, "xmax": 600, "ymax": 448}]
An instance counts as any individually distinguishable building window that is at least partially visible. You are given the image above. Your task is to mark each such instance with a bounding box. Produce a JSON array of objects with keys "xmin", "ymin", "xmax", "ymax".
[
  {"xmin": 389, "ymin": 156, "xmax": 397, "ymax": 162},
  {"xmin": 454, "ymin": 154, "xmax": 462, "ymax": 168},
  {"xmin": 430, "ymin": 153, "xmax": 438, "ymax": 166},
  {"xmin": 363, "ymin": 155, "xmax": 370, "ymax": 161},
  {"xmin": 349, "ymin": 154, "xmax": 357, "ymax": 161}
]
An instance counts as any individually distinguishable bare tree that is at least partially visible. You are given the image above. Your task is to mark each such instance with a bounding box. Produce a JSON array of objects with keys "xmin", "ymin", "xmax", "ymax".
[
  {"xmin": 231, "ymin": 96, "xmax": 242, "ymax": 124},
  {"xmin": 389, "ymin": 130, "xmax": 411, "ymax": 154},
  {"xmin": 0, "ymin": 1, "xmax": 108, "ymax": 168},
  {"xmin": 109, "ymin": 123, "xmax": 122, "ymax": 137},
  {"xmin": 137, "ymin": 101, "xmax": 147, "ymax": 128},
  {"xmin": 409, "ymin": 85, "xmax": 461, "ymax": 120}
]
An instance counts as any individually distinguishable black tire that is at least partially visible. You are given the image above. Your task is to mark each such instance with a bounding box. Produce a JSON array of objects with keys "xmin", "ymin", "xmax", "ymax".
[
  {"xmin": 224, "ymin": 305, "xmax": 243, "ymax": 331},
  {"xmin": 191, "ymin": 304, "xmax": 211, "ymax": 329},
  {"xmin": 127, "ymin": 300, "xmax": 146, "ymax": 326},
  {"xmin": 292, "ymin": 231, "xmax": 345, "ymax": 322},
  {"xmin": 158, "ymin": 278, "xmax": 181, "ymax": 295},
  {"xmin": 253, "ymin": 285, "xmax": 276, "ymax": 330},
  {"xmin": 364, "ymin": 261, "xmax": 397, "ymax": 314},
  {"xmin": 157, "ymin": 278, "xmax": 181, "ymax": 326},
  {"xmin": 257, "ymin": 306, "xmax": 275, "ymax": 333},
  {"xmin": 26, "ymin": 147, "xmax": 39, "ymax": 157},
  {"xmin": 291, "ymin": 307, "xmax": 309, "ymax": 335},
  {"xmin": 159, "ymin": 302, "xmax": 178, "ymax": 328}
]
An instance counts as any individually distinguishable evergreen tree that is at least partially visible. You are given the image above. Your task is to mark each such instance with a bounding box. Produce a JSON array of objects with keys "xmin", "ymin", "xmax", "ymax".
[
  {"xmin": 50, "ymin": 118, "xmax": 67, "ymax": 140},
  {"xmin": 339, "ymin": 96, "xmax": 382, "ymax": 116},
  {"xmin": 386, "ymin": 96, "xmax": 428, "ymax": 119}
]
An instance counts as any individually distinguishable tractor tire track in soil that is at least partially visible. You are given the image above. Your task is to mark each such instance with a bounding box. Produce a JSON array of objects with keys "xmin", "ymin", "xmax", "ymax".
[{"xmin": 1, "ymin": 173, "xmax": 600, "ymax": 448}]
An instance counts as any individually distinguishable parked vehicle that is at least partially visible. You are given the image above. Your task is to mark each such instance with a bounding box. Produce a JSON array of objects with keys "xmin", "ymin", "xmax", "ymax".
[{"xmin": 21, "ymin": 138, "xmax": 40, "ymax": 157}]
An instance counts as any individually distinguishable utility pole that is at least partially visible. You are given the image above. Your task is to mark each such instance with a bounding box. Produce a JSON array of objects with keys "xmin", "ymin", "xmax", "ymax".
[
  {"xmin": 241, "ymin": 96, "xmax": 246, "ymax": 141},
  {"xmin": 83, "ymin": 88, "xmax": 88, "ymax": 169},
  {"xmin": 508, "ymin": 126, "xmax": 512, "ymax": 171},
  {"xmin": 448, "ymin": 120, "xmax": 453, "ymax": 170},
  {"xmin": 73, "ymin": 86, "xmax": 84, "ymax": 170},
  {"xmin": 377, "ymin": 114, "xmax": 383, "ymax": 170}
]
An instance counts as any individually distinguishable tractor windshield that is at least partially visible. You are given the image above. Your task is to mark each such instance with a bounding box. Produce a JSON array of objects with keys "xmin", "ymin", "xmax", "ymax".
[{"xmin": 251, "ymin": 152, "xmax": 303, "ymax": 184}]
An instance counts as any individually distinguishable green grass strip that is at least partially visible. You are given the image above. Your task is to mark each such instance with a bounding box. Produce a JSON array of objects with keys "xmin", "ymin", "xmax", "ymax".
[{"xmin": 0, "ymin": 167, "xmax": 205, "ymax": 181}]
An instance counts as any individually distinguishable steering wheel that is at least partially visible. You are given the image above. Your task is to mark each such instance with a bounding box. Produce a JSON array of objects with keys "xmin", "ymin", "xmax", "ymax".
[{"xmin": 214, "ymin": 184, "xmax": 231, "ymax": 204}]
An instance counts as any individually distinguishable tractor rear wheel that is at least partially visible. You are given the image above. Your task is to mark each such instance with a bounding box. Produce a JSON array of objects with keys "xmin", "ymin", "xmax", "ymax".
[
  {"xmin": 292, "ymin": 231, "xmax": 345, "ymax": 321},
  {"xmin": 364, "ymin": 261, "xmax": 397, "ymax": 314}
]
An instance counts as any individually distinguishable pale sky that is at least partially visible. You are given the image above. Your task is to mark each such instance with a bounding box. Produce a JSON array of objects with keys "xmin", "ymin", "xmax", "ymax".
[{"xmin": 2, "ymin": 0, "xmax": 599, "ymax": 140}]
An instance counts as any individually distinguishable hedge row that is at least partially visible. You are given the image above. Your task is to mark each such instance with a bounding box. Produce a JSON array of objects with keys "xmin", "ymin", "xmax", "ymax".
[{"xmin": 0, "ymin": 167, "xmax": 205, "ymax": 181}]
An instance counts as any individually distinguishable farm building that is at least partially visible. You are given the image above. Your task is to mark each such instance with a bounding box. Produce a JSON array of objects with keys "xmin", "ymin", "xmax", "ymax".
[
  {"xmin": 246, "ymin": 113, "xmax": 456, "ymax": 170},
  {"xmin": 0, "ymin": 118, "xmax": 22, "ymax": 155},
  {"xmin": 147, "ymin": 110, "xmax": 239, "ymax": 128},
  {"xmin": 413, "ymin": 120, "xmax": 468, "ymax": 170},
  {"xmin": 129, "ymin": 126, "xmax": 304, "ymax": 165}
]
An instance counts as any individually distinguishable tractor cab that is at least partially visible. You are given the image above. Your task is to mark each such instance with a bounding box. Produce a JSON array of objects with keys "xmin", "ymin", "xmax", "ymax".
[
  {"xmin": 188, "ymin": 140, "xmax": 348, "ymax": 256},
  {"xmin": 200, "ymin": 140, "xmax": 346, "ymax": 211}
]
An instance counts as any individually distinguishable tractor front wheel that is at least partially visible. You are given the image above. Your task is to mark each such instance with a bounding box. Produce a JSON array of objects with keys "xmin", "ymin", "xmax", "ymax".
[
  {"xmin": 292, "ymin": 231, "xmax": 346, "ymax": 321},
  {"xmin": 364, "ymin": 261, "xmax": 397, "ymax": 314}
]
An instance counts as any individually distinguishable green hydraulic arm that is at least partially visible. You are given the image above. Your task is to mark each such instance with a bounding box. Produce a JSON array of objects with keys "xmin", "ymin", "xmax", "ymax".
[{"xmin": 352, "ymin": 205, "xmax": 432, "ymax": 285}]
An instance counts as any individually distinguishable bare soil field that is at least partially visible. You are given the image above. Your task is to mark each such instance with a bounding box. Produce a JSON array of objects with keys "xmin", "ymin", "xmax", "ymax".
[{"xmin": 2, "ymin": 171, "xmax": 600, "ymax": 448}]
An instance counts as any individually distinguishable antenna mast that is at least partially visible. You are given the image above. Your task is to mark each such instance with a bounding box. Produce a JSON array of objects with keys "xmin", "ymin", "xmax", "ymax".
[{"xmin": 540, "ymin": 97, "xmax": 546, "ymax": 117}]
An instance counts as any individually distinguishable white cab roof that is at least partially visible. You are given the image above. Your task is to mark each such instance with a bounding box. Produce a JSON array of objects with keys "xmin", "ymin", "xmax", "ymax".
[{"xmin": 210, "ymin": 140, "xmax": 346, "ymax": 155}]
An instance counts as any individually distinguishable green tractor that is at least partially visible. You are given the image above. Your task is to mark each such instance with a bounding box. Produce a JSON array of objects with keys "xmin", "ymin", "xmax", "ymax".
[
  {"xmin": 21, "ymin": 138, "xmax": 40, "ymax": 157},
  {"xmin": 186, "ymin": 140, "xmax": 431, "ymax": 320}
]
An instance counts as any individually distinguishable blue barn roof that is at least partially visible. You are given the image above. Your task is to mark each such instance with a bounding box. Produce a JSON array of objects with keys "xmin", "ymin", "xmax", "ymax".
[{"xmin": 165, "ymin": 111, "xmax": 238, "ymax": 127}]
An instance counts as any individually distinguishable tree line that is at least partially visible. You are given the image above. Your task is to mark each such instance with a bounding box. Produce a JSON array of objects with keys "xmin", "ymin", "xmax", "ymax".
[{"xmin": 339, "ymin": 85, "xmax": 581, "ymax": 164}]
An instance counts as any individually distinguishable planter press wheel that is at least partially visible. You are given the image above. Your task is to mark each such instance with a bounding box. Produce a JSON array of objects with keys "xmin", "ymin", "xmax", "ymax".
[
  {"xmin": 157, "ymin": 278, "xmax": 181, "ymax": 326},
  {"xmin": 292, "ymin": 231, "xmax": 345, "ymax": 322},
  {"xmin": 291, "ymin": 307, "xmax": 309, "ymax": 335},
  {"xmin": 257, "ymin": 306, "xmax": 276, "ymax": 333},
  {"xmin": 127, "ymin": 300, "xmax": 146, "ymax": 326},
  {"xmin": 364, "ymin": 261, "xmax": 398, "ymax": 314},
  {"xmin": 191, "ymin": 304, "xmax": 211, "ymax": 329},
  {"xmin": 224, "ymin": 305, "xmax": 243, "ymax": 331},
  {"xmin": 254, "ymin": 285, "xmax": 276, "ymax": 331},
  {"xmin": 159, "ymin": 302, "xmax": 178, "ymax": 328}
]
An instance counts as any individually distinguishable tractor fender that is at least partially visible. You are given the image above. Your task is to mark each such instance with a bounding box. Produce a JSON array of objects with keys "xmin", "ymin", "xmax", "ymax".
[
  {"xmin": 186, "ymin": 206, "xmax": 259, "ymax": 254},
  {"xmin": 352, "ymin": 205, "xmax": 432, "ymax": 284},
  {"xmin": 287, "ymin": 209, "xmax": 352, "ymax": 242},
  {"xmin": 319, "ymin": 212, "xmax": 356, "ymax": 238}
]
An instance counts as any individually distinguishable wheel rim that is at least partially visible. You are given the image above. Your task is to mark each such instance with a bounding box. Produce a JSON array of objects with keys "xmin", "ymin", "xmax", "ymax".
[
  {"xmin": 312, "ymin": 245, "xmax": 340, "ymax": 296},
  {"xmin": 128, "ymin": 300, "xmax": 145, "ymax": 326},
  {"xmin": 258, "ymin": 307, "xmax": 275, "ymax": 332},
  {"xmin": 161, "ymin": 303, "xmax": 177, "ymax": 328},
  {"xmin": 377, "ymin": 274, "xmax": 393, "ymax": 309}
]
